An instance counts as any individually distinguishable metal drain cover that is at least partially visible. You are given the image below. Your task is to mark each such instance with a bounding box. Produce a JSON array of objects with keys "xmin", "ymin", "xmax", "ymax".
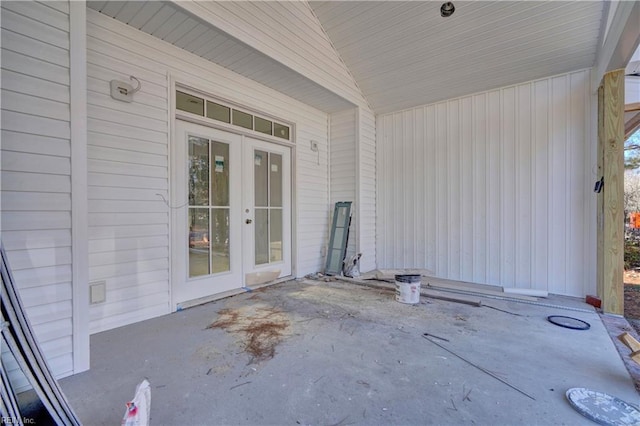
[{"xmin": 566, "ymin": 388, "xmax": 640, "ymax": 425}]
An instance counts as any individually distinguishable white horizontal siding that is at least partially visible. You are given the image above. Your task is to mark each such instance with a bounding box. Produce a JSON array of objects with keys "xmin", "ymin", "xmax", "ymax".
[
  {"xmin": 330, "ymin": 108, "xmax": 356, "ymax": 259},
  {"xmin": 295, "ymin": 120, "xmax": 330, "ymax": 274},
  {"xmin": 377, "ymin": 69, "xmax": 595, "ymax": 297},
  {"xmin": 87, "ymin": 8, "xmax": 332, "ymax": 331},
  {"xmin": 0, "ymin": 0, "xmax": 73, "ymax": 383},
  {"xmin": 86, "ymin": 10, "xmax": 170, "ymax": 333}
]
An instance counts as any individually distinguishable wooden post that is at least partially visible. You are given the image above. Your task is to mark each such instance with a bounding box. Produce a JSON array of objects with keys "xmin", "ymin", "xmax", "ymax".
[{"xmin": 601, "ymin": 69, "xmax": 625, "ymax": 315}]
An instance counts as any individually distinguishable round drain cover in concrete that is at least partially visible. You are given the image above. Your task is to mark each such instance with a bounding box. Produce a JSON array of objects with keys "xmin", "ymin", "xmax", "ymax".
[{"xmin": 566, "ymin": 388, "xmax": 640, "ymax": 425}]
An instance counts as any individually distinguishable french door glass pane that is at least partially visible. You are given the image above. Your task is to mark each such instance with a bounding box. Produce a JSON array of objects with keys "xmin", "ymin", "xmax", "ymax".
[
  {"xmin": 270, "ymin": 153, "xmax": 282, "ymax": 207},
  {"xmin": 188, "ymin": 137, "xmax": 209, "ymax": 206},
  {"xmin": 211, "ymin": 208, "xmax": 230, "ymax": 273},
  {"xmin": 254, "ymin": 150, "xmax": 268, "ymax": 207},
  {"xmin": 270, "ymin": 209, "xmax": 282, "ymax": 262},
  {"xmin": 188, "ymin": 134, "xmax": 232, "ymax": 278},
  {"xmin": 189, "ymin": 208, "xmax": 210, "ymax": 277},
  {"xmin": 255, "ymin": 208, "xmax": 269, "ymax": 265},
  {"xmin": 211, "ymin": 141, "xmax": 230, "ymax": 206},
  {"xmin": 254, "ymin": 148, "xmax": 284, "ymax": 266}
]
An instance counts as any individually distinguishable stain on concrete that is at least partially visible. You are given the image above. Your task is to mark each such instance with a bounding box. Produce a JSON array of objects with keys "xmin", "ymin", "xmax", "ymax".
[{"xmin": 208, "ymin": 304, "xmax": 290, "ymax": 363}]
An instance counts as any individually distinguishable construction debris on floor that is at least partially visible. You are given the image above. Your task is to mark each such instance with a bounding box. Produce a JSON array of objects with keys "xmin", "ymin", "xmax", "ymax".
[
  {"xmin": 619, "ymin": 332, "xmax": 640, "ymax": 365},
  {"xmin": 59, "ymin": 278, "xmax": 639, "ymax": 425}
]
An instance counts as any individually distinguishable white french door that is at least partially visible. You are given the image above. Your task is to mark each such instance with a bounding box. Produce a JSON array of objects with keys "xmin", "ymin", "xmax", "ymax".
[
  {"xmin": 242, "ymin": 137, "xmax": 292, "ymax": 282},
  {"xmin": 172, "ymin": 121, "xmax": 291, "ymax": 307}
]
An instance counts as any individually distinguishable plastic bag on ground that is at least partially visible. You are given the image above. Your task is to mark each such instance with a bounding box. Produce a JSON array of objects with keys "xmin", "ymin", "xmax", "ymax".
[
  {"xmin": 343, "ymin": 253, "xmax": 362, "ymax": 278},
  {"xmin": 121, "ymin": 379, "xmax": 151, "ymax": 426}
]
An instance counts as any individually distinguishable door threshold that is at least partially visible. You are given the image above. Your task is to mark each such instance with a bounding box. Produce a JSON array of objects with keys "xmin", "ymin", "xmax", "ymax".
[
  {"xmin": 245, "ymin": 275, "xmax": 292, "ymax": 291},
  {"xmin": 176, "ymin": 275, "xmax": 294, "ymax": 311}
]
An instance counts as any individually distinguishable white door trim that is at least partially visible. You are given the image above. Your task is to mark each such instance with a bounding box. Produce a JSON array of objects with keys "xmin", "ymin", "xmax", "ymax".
[{"xmin": 171, "ymin": 120, "xmax": 243, "ymax": 307}]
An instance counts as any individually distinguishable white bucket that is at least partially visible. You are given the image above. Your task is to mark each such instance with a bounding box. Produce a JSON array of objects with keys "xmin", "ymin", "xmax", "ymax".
[{"xmin": 395, "ymin": 275, "xmax": 421, "ymax": 304}]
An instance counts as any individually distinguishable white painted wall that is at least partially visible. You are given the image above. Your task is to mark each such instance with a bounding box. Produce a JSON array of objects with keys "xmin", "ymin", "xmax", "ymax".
[
  {"xmin": 330, "ymin": 108, "xmax": 357, "ymax": 259},
  {"xmin": 358, "ymin": 107, "xmax": 377, "ymax": 273},
  {"xmin": 327, "ymin": 107, "xmax": 377, "ymax": 272},
  {"xmin": 377, "ymin": 69, "xmax": 596, "ymax": 297},
  {"xmin": 86, "ymin": 9, "xmax": 334, "ymax": 332},
  {"xmin": 1, "ymin": 0, "xmax": 74, "ymax": 385}
]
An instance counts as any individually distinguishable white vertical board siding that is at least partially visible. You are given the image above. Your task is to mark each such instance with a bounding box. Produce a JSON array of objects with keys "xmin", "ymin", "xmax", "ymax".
[
  {"xmin": 377, "ymin": 69, "xmax": 595, "ymax": 297},
  {"xmin": 358, "ymin": 107, "xmax": 376, "ymax": 273},
  {"xmin": 1, "ymin": 0, "xmax": 74, "ymax": 384},
  {"xmin": 87, "ymin": 9, "xmax": 331, "ymax": 332},
  {"xmin": 330, "ymin": 108, "xmax": 356, "ymax": 258}
]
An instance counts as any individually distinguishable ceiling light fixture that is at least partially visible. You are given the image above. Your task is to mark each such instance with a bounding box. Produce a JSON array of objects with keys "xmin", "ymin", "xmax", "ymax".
[{"xmin": 441, "ymin": 2, "xmax": 455, "ymax": 17}]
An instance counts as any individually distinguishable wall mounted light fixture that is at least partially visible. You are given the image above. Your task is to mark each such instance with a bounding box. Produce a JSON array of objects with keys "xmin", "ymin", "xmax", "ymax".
[{"xmin": 110, "ymin": 75, "xmax": 142, "ymax": 103}]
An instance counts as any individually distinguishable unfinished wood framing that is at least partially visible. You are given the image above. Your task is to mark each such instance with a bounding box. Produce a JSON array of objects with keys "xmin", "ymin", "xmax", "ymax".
[{"xmin": 600, "ymin": 69, "xmax": 625, "ymax": 315}]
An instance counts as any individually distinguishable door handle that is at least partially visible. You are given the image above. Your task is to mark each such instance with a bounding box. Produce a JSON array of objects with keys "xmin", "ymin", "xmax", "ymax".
[{"xmin": 246, "ymin": 219, "xmax": 252, "ymax": 224}]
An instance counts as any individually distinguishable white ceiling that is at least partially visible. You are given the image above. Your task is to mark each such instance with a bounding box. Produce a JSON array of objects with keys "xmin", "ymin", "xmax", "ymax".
[
  {"xmin": 310, "ymin": 1, "xmax": 605, "ymax": 114},
  {"xmin": 89, "ymin": 1, "xmax": 606, "ymax": 115}
]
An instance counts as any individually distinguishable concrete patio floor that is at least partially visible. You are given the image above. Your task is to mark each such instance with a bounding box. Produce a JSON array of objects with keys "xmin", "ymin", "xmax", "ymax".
[{"xmin": 60, "ymin": 279, "xmax": 639, "ymax": 425}]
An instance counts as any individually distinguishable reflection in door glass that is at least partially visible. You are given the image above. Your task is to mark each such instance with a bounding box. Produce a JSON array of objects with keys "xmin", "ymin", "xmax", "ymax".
[
  {"xmin": 211, "ymin": 208, "xmax": 230, "ymax": 273},
  {"xmin": 255, "ymin": 208, "xmax": 269, "ymax": 265},
  {"xmin": 188, "ymin": 136, "xmax": 231, "ymax": 278},
  {"xmin": 189, "ymin": 137, "xmax": 209, "ymax": 206},
  {"xmin": 211, "ymin": 142, "xmax": 230, "ymax": 206},
  {"xmin": 270, "ymin": 209, "xmax": 282, "ymax": 262},
  {"xmin": 270, "ymin": 154, "xmax": 282, "ymax": 207},
  {"xmin": 253, "ymin": 149, "xmax": 285, "ymax": 266},
  {"xmin": 189, "ymin": 208, "xmax": 210, "ymax": 277},
  {"xmin": 254, "ymin": 150, "xmax": 269, "ymax": 207}
]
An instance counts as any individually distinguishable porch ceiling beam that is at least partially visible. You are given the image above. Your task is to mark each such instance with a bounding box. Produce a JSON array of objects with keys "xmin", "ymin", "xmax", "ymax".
[{"xmin": 593, "ymin": 1, "xmax": 640, "ymax": 88}]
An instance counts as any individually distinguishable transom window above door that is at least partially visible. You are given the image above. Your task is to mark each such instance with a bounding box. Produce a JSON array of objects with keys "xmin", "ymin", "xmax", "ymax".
[{"xmin": 176, "ymin": 90, "xmax": 291, "ymax": 141}]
